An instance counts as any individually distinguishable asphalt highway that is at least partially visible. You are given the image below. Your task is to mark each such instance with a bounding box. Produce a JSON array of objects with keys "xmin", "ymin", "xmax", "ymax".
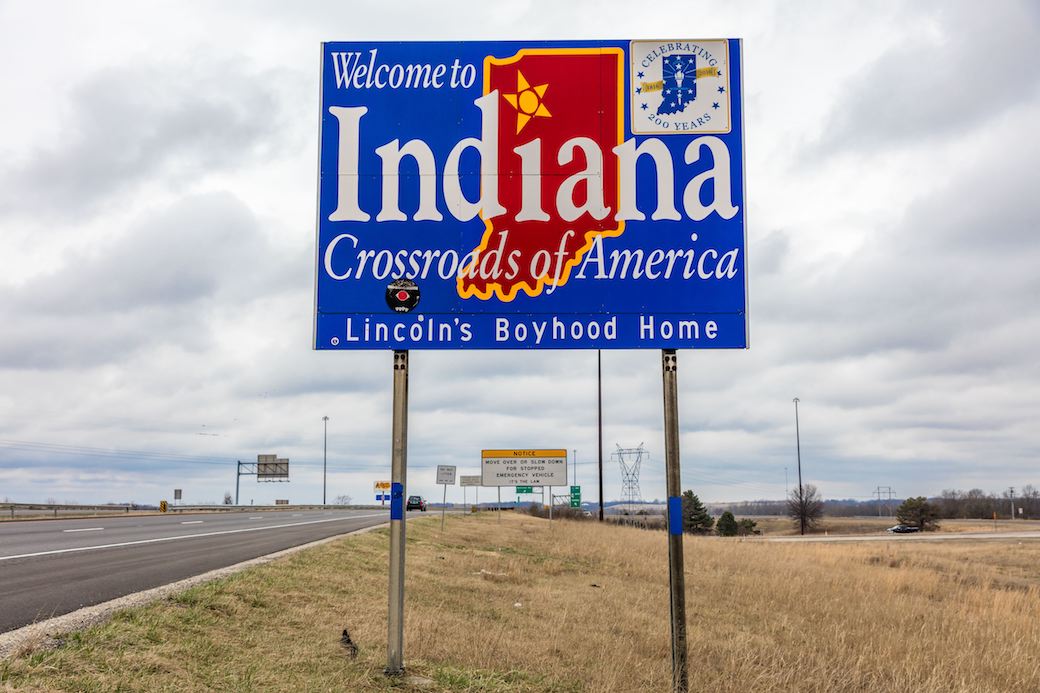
[{"xmin": 0, "ymin": 509, "xmax": 389, "ymax": 633}]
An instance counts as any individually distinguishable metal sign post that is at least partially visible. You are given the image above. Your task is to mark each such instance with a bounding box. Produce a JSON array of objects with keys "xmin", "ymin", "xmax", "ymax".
[
  {"xmin": 374, "ymin": 480, "xmax": 391, "ymax": 506},
  {"xmin": 234, "ymin": 456, "xmax": 289, "ymax": 505},
  {"xmin": 662, "ymin": 349, "xmax": 688, "ymax": 692},
  {"xmin": 386, "ymin": 350, "xmax": 409, "ymax": 676},
  {"xmin": 436, "ymin": 465, "xmax": 457, "ymax": 531},
  {"xmin": 460, "ymin": 475, "xmax": 480, "ymax": 511}
]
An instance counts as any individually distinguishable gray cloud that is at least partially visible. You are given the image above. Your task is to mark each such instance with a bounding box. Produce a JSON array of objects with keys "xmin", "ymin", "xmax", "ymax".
[
  {"xmin": 813, "ymin": 1, "xmax": 1040, "ymax": 154},
  {"xmin": 0, "ymin": 192, "xmax": 305, "ymax": 368},
  {"xmin": 0, "ymin": 59, "xmax": 300, "ymax": 218}
]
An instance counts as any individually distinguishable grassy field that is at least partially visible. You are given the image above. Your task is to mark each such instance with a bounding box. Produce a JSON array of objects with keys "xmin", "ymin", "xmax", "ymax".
[
  {"xmin": 749, "ymin": 515, "xmax": 1040, "ymax": 535},
  {"xmin": 609, "ymin": 513, "xmax": 1040, "ymax": 536},
  {"xmin": 3, "ymin": 513, "xmax": 1039, "ymax": 692}
]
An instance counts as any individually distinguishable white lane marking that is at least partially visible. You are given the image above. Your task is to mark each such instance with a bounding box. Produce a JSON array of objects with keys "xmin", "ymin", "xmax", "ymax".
[
  {"xmin": 62, "ymin": 527, "xmax": 104, "ymax": 533},
  {"xmin": 248, "ymin": 516, "xmax": 263, "ymax": 520},
  {"xmin": 0, "ymin": 513, "xmax": 388, "ymax": 561},
  {"xmin": 292, "ymin": 514, "xmax": 302, "ymax": 517},
  {"xmin": 180, "ymin": 521, "xmax": 204, "ymax": 525}
]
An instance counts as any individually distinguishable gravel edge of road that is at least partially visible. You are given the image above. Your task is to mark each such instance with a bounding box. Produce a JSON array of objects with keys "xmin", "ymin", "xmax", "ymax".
[{"xmin": 0, "ymin": 521, "xmax": 390, "ymax": 661}]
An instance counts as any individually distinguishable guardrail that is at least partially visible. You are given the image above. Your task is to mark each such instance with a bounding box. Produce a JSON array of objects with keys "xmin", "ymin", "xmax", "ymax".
[
  {"xmin": 164, "ymin": 504, "xmax": 382, "ymax": 513},
  {"xmin": 0, "ymin": 503, "xmax": 383, "ymax": 519},
  {"xmin": 2, "ymin": 502, "xmax": 135, "ymax": 519}
]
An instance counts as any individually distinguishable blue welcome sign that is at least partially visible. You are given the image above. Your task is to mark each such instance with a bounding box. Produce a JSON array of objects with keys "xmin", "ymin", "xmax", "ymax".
[{"xmin": 314, "ymin": 39, "xmax": 746, "ymax": 350}]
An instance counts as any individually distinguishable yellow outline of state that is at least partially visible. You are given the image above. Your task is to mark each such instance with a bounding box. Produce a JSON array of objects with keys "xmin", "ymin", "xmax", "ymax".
[{"xmin": 456, "ymin": 47, "xmax": 626, "ymax": 303}]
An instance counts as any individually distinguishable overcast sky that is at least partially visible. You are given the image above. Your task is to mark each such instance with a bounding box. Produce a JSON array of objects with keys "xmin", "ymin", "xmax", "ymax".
[{"xmin": 1, "ymin": 0, "xmax": 1037, "ymax": 506}]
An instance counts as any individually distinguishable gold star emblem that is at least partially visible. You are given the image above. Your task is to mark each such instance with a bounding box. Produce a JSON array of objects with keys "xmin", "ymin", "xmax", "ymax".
[{"xmin": 502, "ymin": 70, "xmax": 551, "ymax": 134}]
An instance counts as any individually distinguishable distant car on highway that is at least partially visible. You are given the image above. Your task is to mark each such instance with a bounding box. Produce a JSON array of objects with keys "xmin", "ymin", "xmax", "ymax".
[
  {"xmin": 887, "ymin": 524, "xmax": 920, "ymax": 533},
  {"xmin": 406, "ymin": 495, "xmax": 427, "ymax": 512}
]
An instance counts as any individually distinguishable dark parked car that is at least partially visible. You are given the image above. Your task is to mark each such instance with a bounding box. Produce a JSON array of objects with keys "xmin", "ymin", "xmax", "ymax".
[
  {"xmin": 406, "ymin": 495, "xmax": 427, "ymax": 511},
  {"xmin": 887, "ymin": 524, "xmax": 920, "ymax": 533}
]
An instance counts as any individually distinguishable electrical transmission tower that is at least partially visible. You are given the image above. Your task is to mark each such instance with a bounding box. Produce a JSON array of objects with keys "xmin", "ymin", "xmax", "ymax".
[
  {"xmin": 613, "ymin": 444, "xmax": 647, "ymax": 513},
  {"xmin": 873, "ymin": 486, "xmax": 896, "ymax": 517}
]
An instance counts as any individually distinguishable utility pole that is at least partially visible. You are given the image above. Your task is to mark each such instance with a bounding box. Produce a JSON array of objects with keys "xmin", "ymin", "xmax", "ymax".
[
  {"xmin": 784, "ymin": 466, "xmax": 788, "ymax": 497},
  {"xmin": 793, "ymin": 397, "xmax": 804, "ymax": 536},
  {"xmin": 597, "ymin": 350, "xmax": 604, "ymax": 522},
  {"xmin": 1009, "ymin": 487, "xmax": 1015, "ymax": 520},
  {"xmin": 322, "ymin": 416, "xmax": 329, "ymax": 505}
]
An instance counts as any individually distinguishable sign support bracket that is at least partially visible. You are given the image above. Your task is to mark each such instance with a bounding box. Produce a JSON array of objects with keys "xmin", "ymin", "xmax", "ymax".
[
  {"xmin": 662, "ymin": 348, "xmax": 688, "ymax": 693},
  {"xmin": 386, "ymin": 350, "xmax": 409, "ymax": 676}
]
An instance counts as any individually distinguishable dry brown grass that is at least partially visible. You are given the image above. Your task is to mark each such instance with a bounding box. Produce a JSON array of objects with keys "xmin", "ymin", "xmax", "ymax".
[
  {"xmin": 751, "ymin": 515, "xmax": 1040, "ymax": 536},
  {"xmin": 2, "ymin": 513, "xmax": 1039, "ymax": 692}
]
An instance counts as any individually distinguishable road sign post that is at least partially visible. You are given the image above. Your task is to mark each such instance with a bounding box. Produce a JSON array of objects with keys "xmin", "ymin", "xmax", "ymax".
[
  {"xmin": 460, "ymin": 475, "xmax": 481, "ymax": 510},
  {"xmin": 386, "ymin": 350, "xmax": 408, "ymax": 676},
  {"xmin": 662, "ymin": 349, "xmax": 688, "ymax": 692},
  {"xmin": 374, "ymin": 480, "xmax": 391, "ymax": 506},
  {"xmin": 437, "ymin": 465, "xmax": 456, "ymax": 531}
]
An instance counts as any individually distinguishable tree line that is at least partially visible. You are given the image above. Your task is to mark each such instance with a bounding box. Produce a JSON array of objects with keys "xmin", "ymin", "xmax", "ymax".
[{"xmin": 708, "ymin": 484, "xmax": 1039, "ymax": 520}]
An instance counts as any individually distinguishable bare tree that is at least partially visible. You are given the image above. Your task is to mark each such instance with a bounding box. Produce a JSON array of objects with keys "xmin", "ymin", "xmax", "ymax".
[
  {"xmin": 787, "ymin": 483, "xmax": 824, "ymax": 534},
  {"xmin": 223, "ymin": 491, "xmax": 233, "ymax": 505},
  {"xmin": 334, "ymin": 494, "xmax": 352, "ymax": 506}
]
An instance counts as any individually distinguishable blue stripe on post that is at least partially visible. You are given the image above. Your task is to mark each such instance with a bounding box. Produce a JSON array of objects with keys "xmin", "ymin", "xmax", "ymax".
[
  {"xmin": 390, "ymin": 482, "xmax": 404, "ymax": 520},
  {"xmin": 668, "ymin": 496, "xmax": 683, "ymax": 535}
]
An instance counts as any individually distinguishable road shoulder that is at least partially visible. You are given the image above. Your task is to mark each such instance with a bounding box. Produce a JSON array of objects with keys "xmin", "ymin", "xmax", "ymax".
[{"xmin": 0, "ymin": 521, "xmax": 388, "ymax": 660}]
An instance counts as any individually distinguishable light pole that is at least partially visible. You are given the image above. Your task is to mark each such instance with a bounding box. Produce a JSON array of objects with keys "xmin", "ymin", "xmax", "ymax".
[
  {"xmin": 322, "ymin": 415, "xmax": 329, "ymax": 505},
  {"xmin": 793, "ymin": 397, "xmax": 804, "ymax": 535}
]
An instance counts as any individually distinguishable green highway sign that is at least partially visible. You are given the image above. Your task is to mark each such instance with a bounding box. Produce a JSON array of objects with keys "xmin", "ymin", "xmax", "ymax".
[
  {"xmin": 570, "ymin": 485, "xmax": 581, "ymax": 507},
  {"xmin": 516, "ymin": 486, "xmax": 533, "ymax": 494},
  {"xmin": 570, "ymin": 486, "xmax": 580, "ymax": 495}
]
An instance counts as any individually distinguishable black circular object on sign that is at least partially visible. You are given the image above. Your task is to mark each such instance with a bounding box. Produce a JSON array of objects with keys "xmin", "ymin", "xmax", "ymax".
[{"xmin": 386, "ymin": 278, "xmax": 420, "ymax": 313}]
